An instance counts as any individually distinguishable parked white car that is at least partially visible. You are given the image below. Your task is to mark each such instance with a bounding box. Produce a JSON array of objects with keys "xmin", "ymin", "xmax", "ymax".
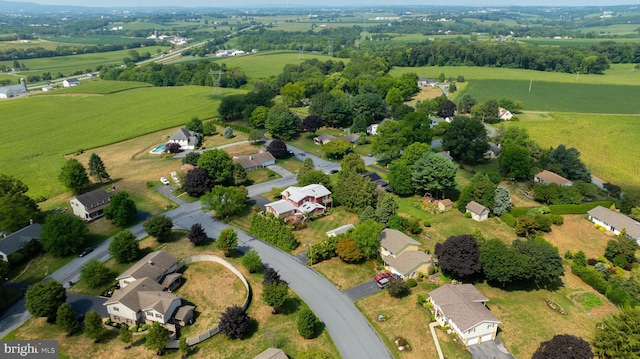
[{"xmin": 160, "ymin": 177, "xmax": 170, "ymax": 185}]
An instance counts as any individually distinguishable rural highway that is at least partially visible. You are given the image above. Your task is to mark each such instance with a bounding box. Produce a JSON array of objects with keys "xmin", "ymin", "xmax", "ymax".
[{"xmin": 2, "ymin": 175, "xmax": 393, "ymax": 358}]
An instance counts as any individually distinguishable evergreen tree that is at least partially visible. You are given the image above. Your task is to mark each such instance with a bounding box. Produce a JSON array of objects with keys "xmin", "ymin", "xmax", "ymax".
[
  {"xmin": 297, "ymin": 308, "xmax": 319, "ymax": 339},
  {"xmin": 56, "ymin": 303, "xmax": 78, "ymax": 335},
  {"xmin": 84, "ymin": 310, "xmax": 106, "ymax": 341},
  {"xmin": 219, "ymin": 305, "xmax": 251, "ymax": 339},
  {"xmin": 188, "ymin": 223, "xmax": 208, "ymax": 246},
  {"xmin": 88, "ymin": 153, "xmax": 110, "ymax": 183}
]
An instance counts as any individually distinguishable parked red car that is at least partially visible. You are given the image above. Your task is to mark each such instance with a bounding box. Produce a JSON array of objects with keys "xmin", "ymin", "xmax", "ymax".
[{"xmin": 374, "ymin": 272, "xmax": 392, "ymax": 283}]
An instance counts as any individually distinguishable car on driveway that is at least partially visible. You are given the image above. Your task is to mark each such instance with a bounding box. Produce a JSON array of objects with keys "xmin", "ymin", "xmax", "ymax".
[
  {"xmin": 79, "ymin": 247, "xmax": 94, "ymax": 257},
  {"xmin": 376, "ymin": 277, "xmax": 390, "ymax": 288},
  {"xmin": 374, "ymin": 272, "xmax": 393, "ymax": 288},
  {"xmin": 160, "ymin": 177, "xmax": 170, "ymax": 185},
  {"xmin": 329, "ymin": 169, "xmax": 339, "ymax": 174}
]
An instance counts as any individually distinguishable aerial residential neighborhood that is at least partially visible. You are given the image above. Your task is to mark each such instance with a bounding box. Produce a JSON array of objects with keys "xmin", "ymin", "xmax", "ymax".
[{"xmin": 0, "ymin": 3, "xmax": 639, "ymax": 359}]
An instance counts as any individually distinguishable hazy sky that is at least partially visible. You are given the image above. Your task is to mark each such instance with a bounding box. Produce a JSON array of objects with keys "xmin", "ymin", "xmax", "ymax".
[{"xmin": 5, "ymin": 0, "xmax": 640, "ymax": 8}]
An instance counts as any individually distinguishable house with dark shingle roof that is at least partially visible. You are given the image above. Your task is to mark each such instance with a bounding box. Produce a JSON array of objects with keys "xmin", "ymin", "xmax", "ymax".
[
  {"xmin": 70, "ymin": 189, "xmax": 113, "ymax": 221},
  {"xmin": 379, "ymin": 229, "xmax": 432, "ymax": 280},
  {"xmin": 168, "ymin": 128, "xmax": 200, "ymax": 150},
  {"xmin": 0, "ymin": 223, "xmax": 41, "ymax": 262},
  {"xmin": 429, "ymin": 284, "xmax": 501, "ymax": 346},
  {"xmin": 233, "ymin": 152, "xmax": 276, "ymax": 171},
  {"xmin": 104, "ymin": 277, "xmax": 186, "ymax": 327},
  {"xmin": 588, "ymin": 206, "xmax": 640, "ymax": 242},
  {"xmin": 465, "ymin": 201, "xmax": 490, "ymax": 221},
  {"xmin": 117, "ymin": 250, "xmax": 180, "ymax": 289},
  {"xmin": 361, "ymin": 172, "xmax": 389, "ymax": 192},
  {"xmin": 533, "ymin": 170, "xmax": 573, "ymax": 187}
]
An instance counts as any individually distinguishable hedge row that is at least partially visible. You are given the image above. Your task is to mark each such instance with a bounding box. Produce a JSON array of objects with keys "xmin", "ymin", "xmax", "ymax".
[
  {"xmin": 211, "ymin": 119, "xmax": 251, "ymax": 133},
  {"xmin": 509, "ymin": 207, "xmax": 530, "ymax": 217},
  {"xmin": 249, "ymin": 213, "xmax": 299, "ymax": 252},
  {"xmin": 548, "ymin": 201, "xmax": 612, "ymax": 215}
]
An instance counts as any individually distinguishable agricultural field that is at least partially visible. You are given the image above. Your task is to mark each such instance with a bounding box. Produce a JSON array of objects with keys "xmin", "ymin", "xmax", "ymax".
[
  {"xmin": 40, "ymin": 35, "xmax": 147, "ymax": 46},
  {"xmin": 389, "ymin": 63, "xmax": 640, "ymax": 86},
  {"xmin": 507, "ymin": 112, "xmax": 640, "ymax": 193},
  {"xmin": 459, "ymin": 79, "xmax": 640, "ymax": 113},
  {"xmin": 213, "ymin": 50, "xmax": 349, "ymax": 79},
  {"xmin": 0, "ymin": 45, "xmax": 169, "ymax": 78},
  {"xmin": 0, "ymin": 82, "xmax": 245, "ymax": 199}
]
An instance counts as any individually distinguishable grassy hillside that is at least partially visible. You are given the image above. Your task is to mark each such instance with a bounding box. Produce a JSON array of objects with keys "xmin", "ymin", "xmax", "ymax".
[
  {"xmin": 459, "ymin": 80, "xmax": 640, "ymax": 113},
  {"xmin": 508, "ymin": 113, "xmax": 640, "ymax": 193},
  {"xmin": 0, "ymin": 82, "xmax": 245, "ymax": 198}
]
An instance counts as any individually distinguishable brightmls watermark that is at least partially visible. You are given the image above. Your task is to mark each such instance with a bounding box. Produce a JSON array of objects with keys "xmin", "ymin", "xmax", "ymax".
[{"xmin": 1, "ymin": 340, "xmax": 58, "ymax": 358}]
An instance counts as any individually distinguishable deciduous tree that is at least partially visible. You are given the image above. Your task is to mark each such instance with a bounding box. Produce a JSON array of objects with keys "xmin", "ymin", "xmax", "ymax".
[
  {"xmin": 0, "ymin": 174, "xmax": 39, "ymax": 233},
  {"xmin": 145, "ymin": 322, "xmax": 170, "ymax": 352},
  {"xmin": 182, "ymin": 167, "xmax": 213, "ymax": 197},
  {"xmin": 499, "ymin": 144, "xmax": 532, "ymax": 180},
  {"xmin": 298, "ymin": 157, "xmax": 315, "ymax": 180},
  {"xmin": 84, "ymin": 310, "xmax": 106, "ymax": 341},
  {"xmin": 58, "ymin": 159, "xmax": 90, "ymax": 194},
  {"xmin": 412, "ymin": 152, "xmax": 458, "ymax": 199},
  {"xmin": 201, "ymin": 185, "xmax": 248, "ymax": 218},
  {"xmin": 266, "ymin": 104, "xmax": 300, "ymax": 140},
  {"xmin": 109, "ymin": 230, "xmax": 140, "ymax": 263},
  {"xmin": 266, "ymin": 139, "xmax": 289, "ymax": 159},
  {"xmin": 336, "ymin": 237, "xmax": 364, "ymax": 263},
  {"xmin": 241, "ymin": 250, "xmax": 263, "ymax": 273},
  {"xmin": 232, "ymin": 163, "xmax": 247, "ymax": 186},
  {"xmin": 197, "ymin": 149, "xmax": 234, "ymax": 186},
  {"xmin": 388, "ymin": 161, "xmax": 414, "ymax": 196},
  {"xmin": 340, "ymin": 153, "xmax": 365, "ymax": 173},
  {"xmin": 372, "ymin": 120, "xmax": 411, "ymax": 160},
  {"xmin": 548, "ymin": 145, "xmax": 591, "ymax": 182},
  {"xmin": 457, "ymin": 173, "xmax": 496, "ymax": 212},
  {"xmin": 436, "ymin": 100, "xmax": 457, "ymax": 118},
  {"xmin": 188, "ymin": 223, "xmax": 208, "ymax": 246},
  {"xmin": 262, "ymin": 282, "xmax": 289, "ymax": 313},
  {"xmin": 322, "ymin": 140, "xmax": 351, "ymax": 160},
  {"xmin": 334, "ymin": 170, "xmax": 377, "ymax": 213},
  {"xmin": 56, "ymin": 303, "xmax": 78, "ymax": 335},
  {"xmin": 104, "ymin": 191, "xmax": 137, "ymax": 227},
  {"xmin": 435, "ymin": 235, "xmax": 482, "ymax": 279},
  {"xmin": 533, "ymin": 334, "xmax": 593, "ymax": 359},
  {"xmin": 386, "ymin": 279, "xmax": 409, "ymax": 298},
  {"xmin": 216, "ymin": 228, "xmax": 238, "ymax": 257},
  {"xmin": 302, "ymin": 114, "xmax": 323, "ymax": 134},
  {"xmin": 186, "ymin": 117, "xmax": 203, "ymax": 134},
  {"xmin": 298, "ymin": 170, "xmax": 331, "ymax": 190},
  {"xmin": 143, "ymin": 215, "xmax": 173, "ymax": 242},
  {"xmin": 248, "ymin": 129, "xmax": 262, "ymax": 143},
  {"xmin": 219, "ymin": 305, "xmax": 251, "ymax": 339},
  {"xmin": 88, "ymin": 153, "xmax": 110, "ymax": 183},
  {"xmin": 350, "ymin": 220, "xmax": 384, "ymax": 258},
  {"xmin": 263, "ymin": 268, "xmax": 284, "ymax": 286},
  {"xmin": 181, "ymin": 152, "xmax": 200, "ymax": 166},
  {"xmin": 41, "ymin": 213, "xmax": 88, "ymax": 257},
  {"xmin": 25, "ymin": 280, "xmax": 66, "ymax": 319},
  {"xmin": 442, "ymin": 117, "xmax": 489, "ymax": 165},
  {"xmin": 80, "ymin": 259, "xmax": 113, "ymax": 288}
]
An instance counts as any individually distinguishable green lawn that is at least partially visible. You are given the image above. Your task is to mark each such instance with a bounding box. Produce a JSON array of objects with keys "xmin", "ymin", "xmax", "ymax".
[
  {"xmin": 507, "ymin": 113, "xmax": 640, "ymax": 193},
  {"xmin": 0, "ymin": 82, "xmax": 246, "ymax": 198},
  {"xmin": 458, "ymin": 80, "xmax": 640, "ymax": 113},
  {"xmin": 41, "ymin": 35, "xmax": 148, "ymax": 46}
]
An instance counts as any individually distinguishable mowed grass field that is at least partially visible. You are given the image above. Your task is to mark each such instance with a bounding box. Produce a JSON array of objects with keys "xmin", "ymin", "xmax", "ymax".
[
  {"xmin": 0, "ymin": 81, "xmax": 245, "ymax": 198},
  {"xmin": 460, "ymin": 79, "xmax": 640, "ymax": 113},
  {"xmin": 507, "ymin": 113, "xmax": 640, "ymax": 192}
]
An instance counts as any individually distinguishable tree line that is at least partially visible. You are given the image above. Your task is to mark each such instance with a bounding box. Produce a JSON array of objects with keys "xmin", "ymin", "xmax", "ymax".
[{"xmin": 0, "ymin": 40, "xmax": 162, "ymax": 62}]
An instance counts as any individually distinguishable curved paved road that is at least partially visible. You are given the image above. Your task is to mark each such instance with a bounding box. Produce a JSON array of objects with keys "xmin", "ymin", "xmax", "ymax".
[{"xmin": 2, "ymin": 194, "xmax": 392, "ymax": 359}]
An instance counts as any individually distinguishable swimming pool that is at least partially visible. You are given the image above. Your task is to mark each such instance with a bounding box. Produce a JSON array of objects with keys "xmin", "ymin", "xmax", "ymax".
[{"xmin": 150, "ymin": 144, "xmax": 166, "ymax": 154}]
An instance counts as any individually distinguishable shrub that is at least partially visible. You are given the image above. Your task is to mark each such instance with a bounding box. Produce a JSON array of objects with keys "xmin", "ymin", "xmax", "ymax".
[
  {"xmin": 594, "ymin": 224, "xmax": 601, "ymax": 230},
  {"xmin": 297, "ymin": 308, "xmax": 318, "ymax": 339},
  {"xmin": 387, "ymin": 280, "xmax": 409, "ymax": 298},
  {"xmin": 416, "ymin": 294, "xmax": 425, "ymax": 304},
  {"xmin": 336, "ymin": 237, "xmax": 364, "ymax": 263},
  {"xmin": 587, "ymin": 258, "xmax": 599, "ymax": 266},
  {"xmin": 422, "ymin": 219, "xmax": 431, "ymax": 227},
  {"xmin": 550, "ymin": 215, "xmax": 564, "ymax": 225},
  {"xmin": 599, "ymin": 226, "xmax": 607, "ymax": 232},
  {"xmin": 509, "ymin": 207, "xmax": 530, "ymax": 217},
  {"xmin": 406, "ymin": 278, "xmax": 417, "ymax": 288},
  {"xmin": 464, "ymin": 212, "xmax": 472, "ymax": 218},
  {"xmin": 8, "ymin": 252, "xmax": 25, "ymax": 264},
  {"xmin": 501, "ymin": 212, "xmax": 517, "ymax": 227},
  {"xmin": 549, "ymin": 201, "xmax": 612, "ymax": 215},
  {"xmin": 564, "ymin": 250, "xmax": 573, "ymax": 259}
]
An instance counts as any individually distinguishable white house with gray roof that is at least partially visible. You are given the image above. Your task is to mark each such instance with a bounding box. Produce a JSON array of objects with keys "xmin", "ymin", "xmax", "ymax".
[
  {"xmin": 588, "ymin": 206, "xmax": 640, "ymax": 243},
  {"xmin": 0, "ymin": 223, "xmax": 40, "ymax": 262},
  {"xmin": 168, "ymin": 128, "xmax": 200, "ymax": 150},
  {"xmin": 70, "ymin": 189, "xmax": 113, "ymax": 221},
  {"xmin": 466, "ymin": 201, "xmax": 490, "ymax": 222},
  {"xmin": 116, "ymin": 250, "xmax": 180, "ymax": 289},
  {"xmin": 429, "ymin": 284, "xmax": 501, "ymax": 346}
]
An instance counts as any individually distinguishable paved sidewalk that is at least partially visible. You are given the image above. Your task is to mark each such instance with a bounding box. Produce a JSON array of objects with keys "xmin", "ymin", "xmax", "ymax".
[{"xmin": 429, "ymin": 322, "xmax": 445, "ymax": 359}]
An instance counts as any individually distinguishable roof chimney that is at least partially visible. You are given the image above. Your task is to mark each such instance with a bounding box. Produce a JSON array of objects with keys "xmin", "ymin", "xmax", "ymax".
[
  {"xmin": 30, "ymin": 218, "xmax": 34, "ymax": 225},
  {"xmin": 148, "ymin": 260, "xmax": 154, "ymax": 265}
]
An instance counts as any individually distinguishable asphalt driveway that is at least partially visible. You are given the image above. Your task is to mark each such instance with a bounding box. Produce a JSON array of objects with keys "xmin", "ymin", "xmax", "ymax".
[
  {"xmin": 343, "ymin": 280, "xmax": 381, "ymax": 301},
  {"xmin": 467, "ymin": 338, "xmax": 515, "ymax": 359}
]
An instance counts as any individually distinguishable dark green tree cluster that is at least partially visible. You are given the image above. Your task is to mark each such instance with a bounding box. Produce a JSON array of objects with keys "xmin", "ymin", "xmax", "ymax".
[
  {"xmin": 58, "ymin": 159, "xmax": 90, "ymax": 194},
  {"xmin": 80, "ymin": 259, "xmax": 113, "ymax": 288},
  {"xmin": 25, "ymin": 280, "xmax": 66, "ymax": 320},
  {"xmin": 41, "ymin": 213, "xmax": 88, "ymax": 257},
  {"xmin": 0, "ymin": 174, "xmax": 39, "ymax": 233},
  {"xmin": 297, "ymin": 308, "xmax": 319, "ymax": 339},
  {"xmin": 249, "ymin": 213, "xmax": 299, "ymax": 252},
  {"xmin": 104, "ymin": 191, "xmax": 137, "ymax": 226},
  {"xmin": 109, "ymin": 230, "xmax": 141, "ymax": 263},
  {"xmin": 241, "ymin": 250, "xmax": 263, "ymax": 273},
  {"xmin": 442, "ymin": 117, "xmax": 489, "ymax": 164},
  {"xmin": 458, "ymin": 173, "xmax": 498, "ymax": 213},
  {"xmin": 480, "ymin": 238, "xmax": 564, "ymax": 288},
  {"xmin": 349, "ymin": 220, "xmax": 384, "ymax": 259},
  {"xmin": 201, "ymin": 185, "xmax": 248, "ymax": 218},
  {"xmin": 143, "ymin": 215, "xmax": 173, "ymax": 242},
  {"xmin": 593, "ymin": 308, "xmax": 640, "ymax": 358},
  {"xmin": 333, "ymin": 170, "xmax": 377, "ymax": 213}
]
